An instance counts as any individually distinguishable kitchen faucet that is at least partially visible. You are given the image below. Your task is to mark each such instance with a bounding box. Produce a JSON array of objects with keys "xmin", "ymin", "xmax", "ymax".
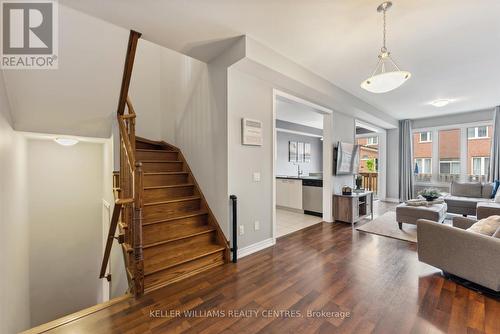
[{"xmin": 297, "ymin": 164, "xmax": 303, "ymax": 177}]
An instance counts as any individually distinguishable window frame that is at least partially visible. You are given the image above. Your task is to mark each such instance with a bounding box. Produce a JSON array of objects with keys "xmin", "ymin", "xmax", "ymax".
[
  {"xmin": 439, "ymin": 160, "xmax": 461, "ymax": 175},
  {"xmin": 366, "ymin": 136, "xmax": 378, "ymax": 145},
  {"xmin": 471, "ymin": 156, "xmax": 490, "ymax": 176},
  {"xmin": 419, "ymin": 131, "xmax": 432, "ymax": 143},
  {"xmin": 415, "ymin": 158, "xmax": 432, "ymax": 174},
  {"xmin": 468, "ymin": 126, "xmax": 489, "ymax": 140}
]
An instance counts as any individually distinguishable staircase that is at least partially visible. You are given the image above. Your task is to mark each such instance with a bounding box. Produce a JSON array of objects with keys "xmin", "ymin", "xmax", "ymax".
[
  {"xmin": 99, "ymin": 30, "xmax": 229, "ymax": 297},
  {"xmin": 134, "ymin": 137, "xmax": 229, "ymax": 293}
]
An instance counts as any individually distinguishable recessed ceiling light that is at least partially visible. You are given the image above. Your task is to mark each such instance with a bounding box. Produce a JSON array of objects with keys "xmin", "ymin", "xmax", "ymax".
[
  {"xmin": 54, "ymin": 138, "xmax": 79, "ymax": 146},
  {"xmin": 430, "ymin": 99, "xmax": 451, "ymax": 107}
]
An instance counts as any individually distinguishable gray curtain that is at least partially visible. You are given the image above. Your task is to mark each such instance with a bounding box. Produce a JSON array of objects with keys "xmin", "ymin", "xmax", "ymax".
[
  {"xmin": 489, "ymin": 106, "xmax": 500, "ymax": 182},
  {"xmin": 399, "ymin": 119, "xmax": 414, "ymax": 202}
]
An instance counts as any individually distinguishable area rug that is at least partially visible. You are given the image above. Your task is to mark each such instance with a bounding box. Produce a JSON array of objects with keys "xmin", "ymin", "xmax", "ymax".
[{"xmin": 356, "ymin": 211, "xmax": 417, "ymax": 243}]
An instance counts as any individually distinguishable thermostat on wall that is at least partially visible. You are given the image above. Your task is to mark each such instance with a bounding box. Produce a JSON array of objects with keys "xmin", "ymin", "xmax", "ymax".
[{"xmin": 242, "ymin": 118, "xmax": 263, "ymax": 146}]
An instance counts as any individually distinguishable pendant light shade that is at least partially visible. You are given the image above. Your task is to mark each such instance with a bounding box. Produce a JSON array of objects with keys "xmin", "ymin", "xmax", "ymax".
[{"xmin": 361, "ymin": 2, "xmax": 411, "ymax": 94}]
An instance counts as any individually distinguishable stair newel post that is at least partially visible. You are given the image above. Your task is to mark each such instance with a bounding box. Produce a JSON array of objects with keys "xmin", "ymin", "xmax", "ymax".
[{"xmin": 133, "ymin": 161, "xmax": 144, "ymax": 296}]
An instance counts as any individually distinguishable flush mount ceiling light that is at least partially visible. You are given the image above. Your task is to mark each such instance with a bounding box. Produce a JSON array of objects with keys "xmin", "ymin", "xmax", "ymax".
[
  {"xmin": 430, "ymin": 99, "xmax": 451, "ymax": 107},
  {"xmin": 361, "ymin": 1, "xmax": 411, "ymax": 94},
  {"xmin": 54, "ymin": 138, "xmax": 79, "ymax": 146}
]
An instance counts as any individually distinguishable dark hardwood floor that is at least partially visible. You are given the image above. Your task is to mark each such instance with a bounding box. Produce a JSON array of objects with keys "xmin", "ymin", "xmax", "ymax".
[{"xmin": 42, "ymin": 201, "xmax": 499, "ymax": 334}]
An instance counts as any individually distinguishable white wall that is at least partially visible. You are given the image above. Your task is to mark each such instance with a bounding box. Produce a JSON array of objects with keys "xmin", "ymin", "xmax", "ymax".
[
  {"xmin": 332, "ymin": 113, "xmax": 355, "ymax": 194},
  {"xmin": 228, "ymin": 70, "xmax": 274, "ymax": 247},
  {"xmin": 130, "ymin": 40, "xmax": 163, "ymax": 141},
  {"xmin": 276, "ymin": 132, "xmax": 323, "ymax": 176},
  {"xmin": 412, "ymin": 108, "xmax": 494, "ymax": 130},
  {"xmin": 228, "ymin": 67, "xmax": 360, "ymax": 247},
  {"xmin": 0, "ymin": 73, "xmax": 30, "ymax": 334},
  {"xmin": 27, "ymin": 139, "xmax": 104, "ymax": 327}
]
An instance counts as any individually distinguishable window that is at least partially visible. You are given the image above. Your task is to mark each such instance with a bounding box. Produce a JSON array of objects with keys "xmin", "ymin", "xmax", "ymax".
[
  {"xmin": 467, "ymin": 126, "xmax": 489, "ymax": 139},
  {"xmin": 415, "ymin": 158, "xmax": 432, "ymax": 174},
  {"xmin": 419, "ymin": 132, "xmax": 432, "ymax": 143},
  {"xmin": 472, "ymin": 157, "xmax": 490, "ymax": 176},
  {"xmin": 467, "ymin": 126, "xmax": 492, "ymax": 182},
  {"xmin": 367, "ymin": 136, "xmax": 378, "ymax": 145},
  {"xmin": 439, "ymin": 160, "xmax": 460, "ymax": 175}
]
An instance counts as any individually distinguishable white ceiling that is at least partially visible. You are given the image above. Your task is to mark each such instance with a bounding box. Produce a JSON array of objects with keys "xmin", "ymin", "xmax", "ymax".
[
  {"xmin": 2, "ymin": 5, "xmax": 128, "ymax": 137},
  {"xmin": 276, "ymin": 97, "xmax": 323, "ymax": 129},
  {"xmin": 60, "ymin": 0, "xmax": 500, "ymax": 120}
]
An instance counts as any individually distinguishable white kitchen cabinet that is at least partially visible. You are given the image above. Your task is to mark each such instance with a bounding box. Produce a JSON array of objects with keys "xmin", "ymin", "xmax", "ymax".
[
  {"xmin": 276, "ymin": 179, "xmax": 288, "ymax": 207},
  {"xmin": 276, "ymin": 178, "xmax": 303, "ymax": 210}
]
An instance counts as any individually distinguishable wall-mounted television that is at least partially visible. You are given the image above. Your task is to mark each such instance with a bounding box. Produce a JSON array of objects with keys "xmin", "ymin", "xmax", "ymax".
[{"xmin": 334, "ymin": 142, "xmax": 360, "ymax": 175}]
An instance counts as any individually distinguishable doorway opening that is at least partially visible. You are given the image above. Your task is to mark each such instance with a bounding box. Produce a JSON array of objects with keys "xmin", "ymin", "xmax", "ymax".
[
  {"xmin": 355, "ymin": 120, "xmax": 387, "ymax": 201},
  {"xmin": 272, "ymin": 90, "xmax": 333, "ymax": 239}
]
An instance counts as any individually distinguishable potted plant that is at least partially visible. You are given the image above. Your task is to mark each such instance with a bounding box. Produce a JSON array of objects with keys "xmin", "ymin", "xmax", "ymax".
[{"xmin": 419, "ymin": 188, "xmax": 441, "ymax": 202}]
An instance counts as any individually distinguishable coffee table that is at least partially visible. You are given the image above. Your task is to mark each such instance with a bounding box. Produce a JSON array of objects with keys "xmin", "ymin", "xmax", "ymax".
[{"xmin": 395, "ymin": 202, "xmax": 447, "ymax": 229}]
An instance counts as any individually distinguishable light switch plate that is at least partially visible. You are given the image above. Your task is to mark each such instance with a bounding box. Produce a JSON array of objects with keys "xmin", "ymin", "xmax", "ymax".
[
  {"xmin": 239, "ymin": 225, "xmax": 245, "ymax": 235},
  {"xmin": 254, "ymin": 221, "xmax": 260, "ymax": 231},
  {"xmin": 253, "ymin": 172, "xmax": 261, "ymax": 182}
]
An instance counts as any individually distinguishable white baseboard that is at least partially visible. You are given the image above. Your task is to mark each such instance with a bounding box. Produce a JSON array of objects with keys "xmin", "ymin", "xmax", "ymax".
[
  {"xmin": 384, "ymin": 198, "xmax": 400, "ymax": 203},
  {"xmin": 237, "ymin": 238, "xmax": 275, "ymax": 259}
]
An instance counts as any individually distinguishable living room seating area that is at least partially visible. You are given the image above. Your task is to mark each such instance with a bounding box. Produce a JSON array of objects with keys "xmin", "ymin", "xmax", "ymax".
[{"xmin": 417, "ymin": 216, "xmax": 500, "ymax": 293}]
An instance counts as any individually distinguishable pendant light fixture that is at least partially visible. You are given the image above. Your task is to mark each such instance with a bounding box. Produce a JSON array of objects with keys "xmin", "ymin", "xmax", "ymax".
[{"xmin": 361, "ymin": 1, "xmax": 411, "ymax": 93}]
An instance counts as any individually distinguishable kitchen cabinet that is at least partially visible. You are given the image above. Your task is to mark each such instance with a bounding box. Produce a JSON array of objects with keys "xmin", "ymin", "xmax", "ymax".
[{"xmin": 276, "ymin": 178, "xmax": 303, "ymax": 210}]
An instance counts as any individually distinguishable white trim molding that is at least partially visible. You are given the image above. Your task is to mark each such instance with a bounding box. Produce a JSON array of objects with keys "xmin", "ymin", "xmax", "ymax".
[
  {"xmin": 237, "ymin": 238, "xmax": 276, "ymax": 259},
  {"xmin": 276, "ymin": 128, "xmax": 323, "ymax": 138}
]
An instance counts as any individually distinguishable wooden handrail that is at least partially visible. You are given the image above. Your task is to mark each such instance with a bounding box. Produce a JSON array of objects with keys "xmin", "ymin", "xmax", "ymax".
[
  {"xmin": 99, "ymin": 30, "xmax": 144, "ymax": 296},
  {"xmin": 100, "ymin": 199, "xmax": 128, "ymax": 279},
  {"xmin": 117, "ymin": 31, "xmax": 141, "ymax": 115}
]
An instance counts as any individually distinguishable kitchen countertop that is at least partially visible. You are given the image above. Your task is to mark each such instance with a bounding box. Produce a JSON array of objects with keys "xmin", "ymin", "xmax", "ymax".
[{"xmin": 276, "ymin": 175, "xmax": 323, "ymax": 180}]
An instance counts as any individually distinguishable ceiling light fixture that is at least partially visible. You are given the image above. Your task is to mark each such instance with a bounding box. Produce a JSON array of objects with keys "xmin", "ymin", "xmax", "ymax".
[
  {"xmin": 430, "ymin": 99, "xmax": 451, "ymax": 107},
  {"xmin": 361, "ymin": 2, "xmax": 411, "ymax": 94},
  {"xmin": 54, "ymin": 138, "xmax": 79, "ymax": 146}
]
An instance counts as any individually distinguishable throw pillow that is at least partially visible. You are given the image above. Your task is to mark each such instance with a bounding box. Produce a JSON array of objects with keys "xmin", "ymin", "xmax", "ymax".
[
  {"xmin": 467, "ymin": 215, "xmax": 500, "ymax": 236},
  {"xmin": 493, "ymin": 227, "xmax": 500, "ymax": 239},
  {"xmin": 491, "ymin": 180, "xmax": 500, "ymax": 198}
]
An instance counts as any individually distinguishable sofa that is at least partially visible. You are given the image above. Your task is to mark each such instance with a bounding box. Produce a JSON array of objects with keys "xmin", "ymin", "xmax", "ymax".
[
  {"xmin": 417, "ymin": 217, "xmax": 500, "ymax": 292},
  {"xmin": 444, "ymin": 181, "xmax": 495, "ymax": 216}
]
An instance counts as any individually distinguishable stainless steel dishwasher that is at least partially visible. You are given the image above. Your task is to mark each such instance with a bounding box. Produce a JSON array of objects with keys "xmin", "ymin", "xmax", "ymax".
[{"xmin": 302, "ymin": 179, "xmax": 323, "ymax": 216}]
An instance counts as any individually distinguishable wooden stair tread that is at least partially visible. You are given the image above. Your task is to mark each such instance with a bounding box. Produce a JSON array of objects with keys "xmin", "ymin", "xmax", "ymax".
[
  {"xmin": 144, "ymin": 183, "xmax": 194, "ymax": 190},
  {"xmin": 142, "ymin": 210, "xmax": 208, "ymax": 226},
  {"xmin": 144, "ymin": 171, "xmax": 188, "ymax": 175},
  {"xmin": 144, "ymin": 195, "xmax": 200, "ymax": 206},
  {"xmin": 136, "ymin": 148, "xmax": 178, "ymax": 153},
  {"xmin": 144, "ymin": 259, "xmax": 224, "ymax": 294},
  {"xmin": 143, "ymin": 225, "xmax": 215, "ymax": 248},
  {"xmin": 144, "ymin": 243, "xmax": 225, "ymax": 276},
  {"xmin": 139, "ymin": 160, "xmax": 182, "ymax": 163}
]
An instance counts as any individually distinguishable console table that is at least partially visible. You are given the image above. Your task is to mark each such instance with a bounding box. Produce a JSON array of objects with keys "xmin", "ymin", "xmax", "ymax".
[{"xmin": 333, "ymin": 191, "xmax": 373, "ymax": 224}]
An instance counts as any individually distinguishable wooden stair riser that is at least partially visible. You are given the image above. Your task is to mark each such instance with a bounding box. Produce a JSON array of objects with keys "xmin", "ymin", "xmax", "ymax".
[
  {"xmin": 144, "ymin": 185, "xmax": 197, "ymax": 203},
  {"xmin": 135, "ymin": 142, "xmax": 164, "ymax": 150},
  {"xmin": 143, "ymin": 232, "xmax": 217, "ymax": 274},
  {"xmin": 144, "ymin": 173, "xmax": 189, "ymax": 187},
  {"xmin": 143, "ymin": 214, "xmax": 209, "ymax": 245},
  {"xmin": 144, "ymin": 251, "xmax": 224, "ymax": 292},
  {"xmin": 141, "ymin": 161, "xmax": 184, "ymax": 173},
  {"xmin": 143, "ymin": 198, "xmax": 201, "ymax": 221},
  {"xmin": 136, "ymin": 150, "xmax": 178, "ymax": 161}
]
